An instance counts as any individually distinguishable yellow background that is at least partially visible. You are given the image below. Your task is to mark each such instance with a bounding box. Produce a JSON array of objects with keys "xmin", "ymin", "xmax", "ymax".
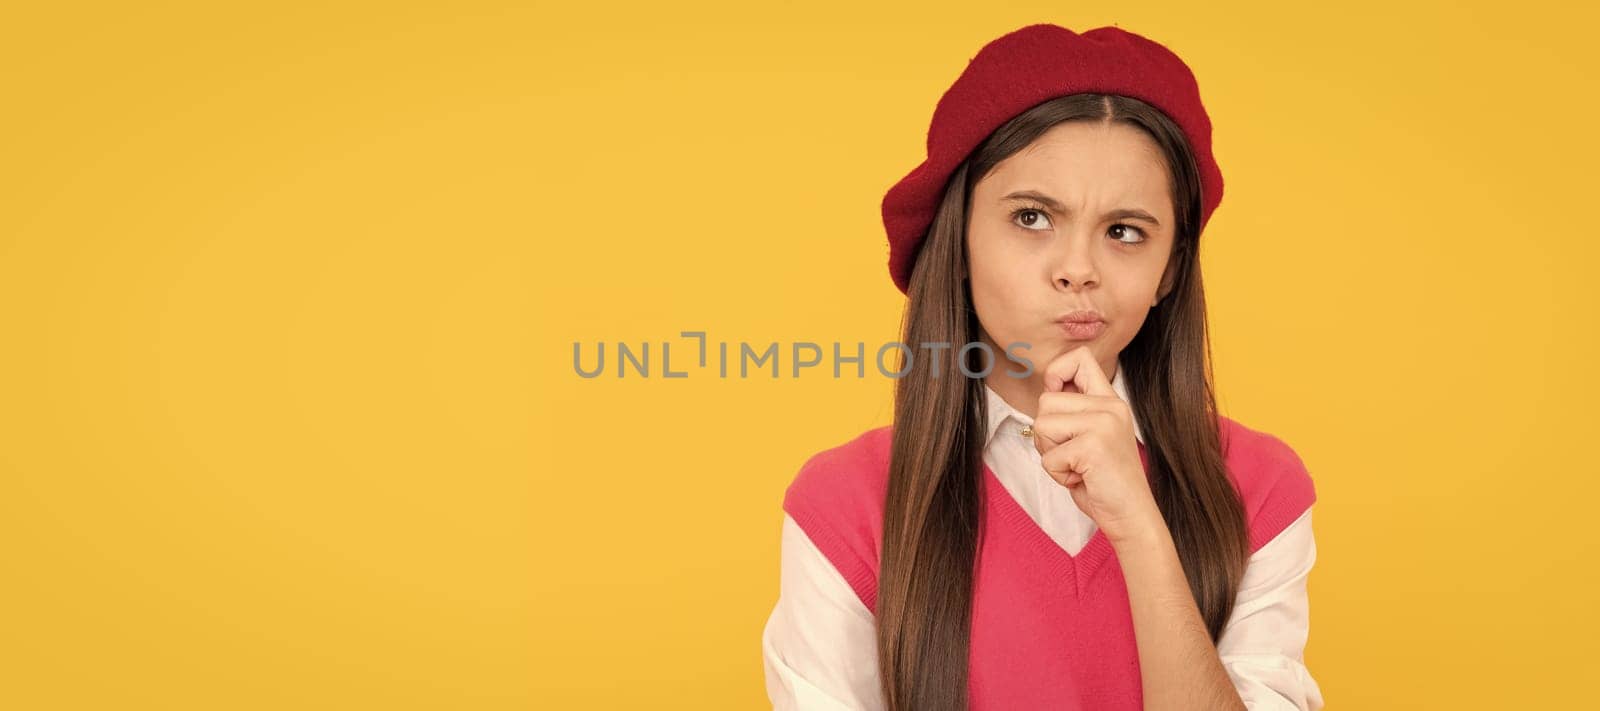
[{"xmin": 3, "ymin": 1, "xmax": 1595, "ymax": 708}]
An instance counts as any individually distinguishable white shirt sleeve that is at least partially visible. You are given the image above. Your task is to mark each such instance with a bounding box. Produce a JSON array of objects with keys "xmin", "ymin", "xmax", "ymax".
[
  {"xmin": 762, "ymin": 513, "xmax": 884, "ymax": 711},
  {"xmin": 762, "ymin": 508, "xmax": 1325, "ymax": 711},
  {"xmin": 1216, "ymin": 506, "xmax": 1326, "ymax": 711}
]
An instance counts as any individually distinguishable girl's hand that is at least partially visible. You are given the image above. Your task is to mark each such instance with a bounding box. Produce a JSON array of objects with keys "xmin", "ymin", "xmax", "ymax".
[{"xmin": 1031, "ymin": 346, "xmax": 1164, "ymax": 545}]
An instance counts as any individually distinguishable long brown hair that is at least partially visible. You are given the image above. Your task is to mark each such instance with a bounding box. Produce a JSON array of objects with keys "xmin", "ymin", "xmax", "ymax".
[{"xmin": 876, "ymin": 93, "xmax": 1250, "ymax": 710}]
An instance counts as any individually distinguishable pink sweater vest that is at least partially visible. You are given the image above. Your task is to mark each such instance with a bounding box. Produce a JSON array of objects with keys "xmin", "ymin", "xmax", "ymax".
[{"xmin": 782, "ymin": 417, "xmax": 1316, "ymax": 710}]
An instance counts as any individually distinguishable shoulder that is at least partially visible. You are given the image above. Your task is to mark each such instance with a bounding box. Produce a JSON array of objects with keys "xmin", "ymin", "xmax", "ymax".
[
  {"xmin": 783, "ymin": 425, "xmax": 895, "ymax": 512},
  {"xmin": 1217, "ymin": 415, "xmax": 1319, "ymax": 553},
  {"xmin": 780, "ymin": 425, "xmax": 895, "ymax": 613}
]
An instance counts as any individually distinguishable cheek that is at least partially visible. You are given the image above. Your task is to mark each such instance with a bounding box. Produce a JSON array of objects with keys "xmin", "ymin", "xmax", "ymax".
[
  {"xmin": 1101, "ymin": 267, "xmax": 1165, "ymax": 337},
  {"xmin": 968, "ymin": 267, "xmax": 1031, "ymax": 342},
  {"xmin": 1108, "ymin": 278, "xmax": 1154, "ymax": 309},
  {"xmin": 965, "ymin": 224, "xmax": 1003, "ymax": 270},
  {"xmin": 968, "ymin": 225, "xmax": 1038, "ymax": 285}
]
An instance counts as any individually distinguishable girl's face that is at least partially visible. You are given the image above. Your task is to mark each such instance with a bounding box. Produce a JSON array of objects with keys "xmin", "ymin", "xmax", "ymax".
[{"xmin": 966, "ymin": 120, "xmax": 1178, "ymax": 391}]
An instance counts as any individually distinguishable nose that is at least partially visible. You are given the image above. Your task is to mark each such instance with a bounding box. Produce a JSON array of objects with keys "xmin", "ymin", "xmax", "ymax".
[{"xmin": 1050, "ymin": 230, "xmax": 1099, "ymax": 290}]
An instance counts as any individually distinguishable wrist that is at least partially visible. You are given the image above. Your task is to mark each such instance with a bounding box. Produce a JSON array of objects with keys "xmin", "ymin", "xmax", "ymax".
[{"xmin": 1106, "ymin": 509, "xmax": 1171, "ymax": 550}]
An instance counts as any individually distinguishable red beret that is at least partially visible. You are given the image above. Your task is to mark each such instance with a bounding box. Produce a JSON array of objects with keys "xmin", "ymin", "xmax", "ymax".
[{"xmin": 880, "ymin": 24, "xmax": 1225, "ymax": 294}]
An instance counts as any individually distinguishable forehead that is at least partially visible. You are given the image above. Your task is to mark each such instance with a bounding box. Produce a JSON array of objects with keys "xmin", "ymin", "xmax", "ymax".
[{"xmin": 977, "ymin": 121, "xmax": 1171, "ymax": 205}]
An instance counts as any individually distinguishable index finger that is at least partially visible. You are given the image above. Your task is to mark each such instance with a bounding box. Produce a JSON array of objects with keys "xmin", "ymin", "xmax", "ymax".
[{"xmin": 1040, "ymin": 346, "xmax": 1115, "ymax": 397}]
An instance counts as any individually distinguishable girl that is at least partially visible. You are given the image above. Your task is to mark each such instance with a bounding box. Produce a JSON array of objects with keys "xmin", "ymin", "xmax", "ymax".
[{"xmin": 763, "ymin": 24, "xmax": 1322, "ymax": 711}]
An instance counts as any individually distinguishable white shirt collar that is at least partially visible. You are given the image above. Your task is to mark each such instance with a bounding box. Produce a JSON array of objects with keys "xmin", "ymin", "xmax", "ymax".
[{"xmin": 982, "ymin": 357, "xmax": 1145, "ymax": 447}]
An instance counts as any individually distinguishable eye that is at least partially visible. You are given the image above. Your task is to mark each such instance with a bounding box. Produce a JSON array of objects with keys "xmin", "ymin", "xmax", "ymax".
[
  {"xmin": 1010, "ymin": 207, "xmax": 1053, "ymax": 231},
  {"xmin": 1109, "ymin": 224, "xmax": 1148, "ymax": 244}
]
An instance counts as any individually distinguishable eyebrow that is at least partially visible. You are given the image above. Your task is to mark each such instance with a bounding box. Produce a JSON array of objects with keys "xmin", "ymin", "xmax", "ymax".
[{"xmin": 1000, "ymin": 190, "xmax": 1162, "ymax": 227}]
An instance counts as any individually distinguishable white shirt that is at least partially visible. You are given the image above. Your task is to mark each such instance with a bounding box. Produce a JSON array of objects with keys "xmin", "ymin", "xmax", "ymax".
[{"xmin": 763, "ymin": 362, "xmax": 1325, "ymax": 710}]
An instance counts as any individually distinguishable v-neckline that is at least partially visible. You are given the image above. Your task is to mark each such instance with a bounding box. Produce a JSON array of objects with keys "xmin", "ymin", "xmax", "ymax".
[{"xmin": 978, "ymin": 442, "xmax": 1151, "ymax": 597}]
